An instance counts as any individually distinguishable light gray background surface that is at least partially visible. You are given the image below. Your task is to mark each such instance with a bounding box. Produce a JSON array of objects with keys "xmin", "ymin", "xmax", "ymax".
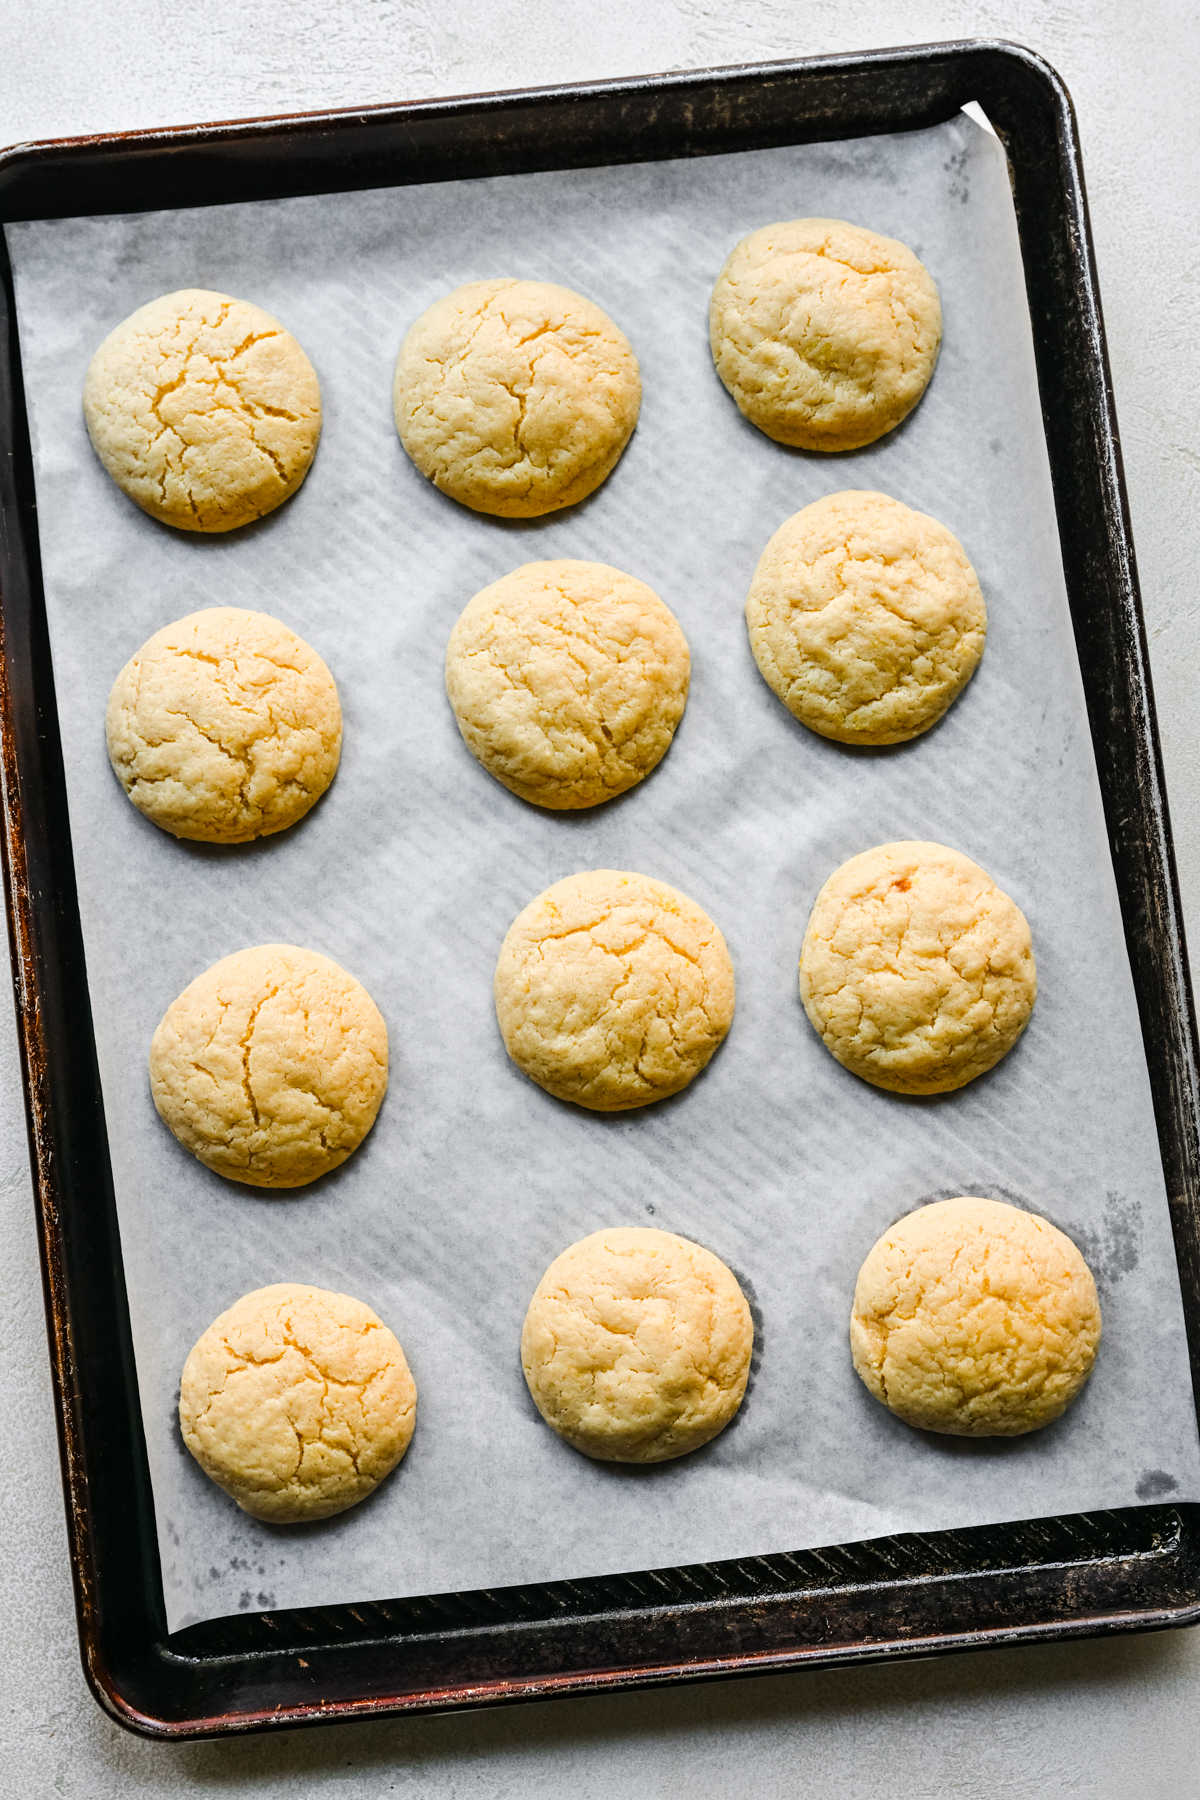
[{"xmin": 1, "ymin": 1, "xmax": 1198, "ymax": 1793}]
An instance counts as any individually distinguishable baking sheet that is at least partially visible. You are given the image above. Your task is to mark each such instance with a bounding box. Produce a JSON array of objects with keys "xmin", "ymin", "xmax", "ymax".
[{"xmin": 7, "ymin": 112, "xmax": 1200, "ymax": 1634}]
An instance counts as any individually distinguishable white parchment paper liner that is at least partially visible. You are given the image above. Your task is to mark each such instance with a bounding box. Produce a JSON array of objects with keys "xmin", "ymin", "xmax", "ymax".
[{"xmin": 8, "ymin": 111, "xmax": 1199, "ymax": 1632}]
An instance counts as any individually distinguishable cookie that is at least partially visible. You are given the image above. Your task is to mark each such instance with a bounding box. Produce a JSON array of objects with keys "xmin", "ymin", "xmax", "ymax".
[
  {"xmin": 393, "ymin": 278, "xmax": 640, "ymax": 517},
  {"xmin": 179, "ymin": 1283, "xmax": 417, "ymax": 1520},
  {"xmin": 83, "ymin": 289, "xmax": 321, "ymax": 531},
  {"xmin": 746, "ymin": 491, "xmax": 986, "ymax": 744},
  {"xmin": 709, "ymin": 219, "xmax": 942, "ymax": 451},
  {"xmin": 106, "ymin": 607, "xmax": 341, "ymax": 843},
  {"xmin": 850, "ymin": 1197, "xmax": 1101, "ymax": 1436},
  {"xmin": 494, "ymin": 869, "xmax": 735, "ymax": 1111},
  {"xmin": 150, "ymin": 944, "xmax": 388, "ymax": 1187},
  {"xmin": 444, "ymin": 560, "xmax": 690, "ymax": 809},
  {"xmin": 521, "ymin": 1227, "xmax": 753, "ymax": 1462},
  {"xmin": 799, "ymin": 841, "xmax": 1036, "ymax": 1094}
]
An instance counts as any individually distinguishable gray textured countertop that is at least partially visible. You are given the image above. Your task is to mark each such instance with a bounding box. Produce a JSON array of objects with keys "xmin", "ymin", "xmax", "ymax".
[{"xmin": 2, "ymin": 2, "xmax": 1198, "ymax": 1792}]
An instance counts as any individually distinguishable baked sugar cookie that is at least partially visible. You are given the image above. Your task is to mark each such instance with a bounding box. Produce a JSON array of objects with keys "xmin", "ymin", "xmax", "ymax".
[
  {"xmin": 83, "ymin": 289, "xmax": 321, "ymax": 531},
  {"xmin": 746, "ymin": 491, "xmax": 986, "ymax": 744},
  {"xmin": 521, "ymin": 1227, "xmax": 753, "ymax": 1462},
  {"xmin": 494, "ymin": 870, "xmax": 735, "ymax": 1111},
  {"xmin": 850, "ymin": 1197, "xmax": 1101, "ymax": 1436},
  {"xmin": 709, "ymin": 219, "xmax": 941, "ymax": 451},
  {"xmin": 393, "ymin": 278, "xmax": 640, "ymax": 517},
  {"xmin": 799, "ymin": 841, "xmax": 1035, "ymax": 1094},
  {"xmin": 106, "ymin": 607, "xmax": 341, "ymax": 842},
  {"xmin": 180, "ymin": 1283, "xmax": 417, "ymax": 1520},
  {"xmin": 150, "ymin": 945, "xmax": 388, "ymax": 1187},
  {"xmin": 445, "ymin": 560, "xmax": 689, "ymax": 809}
]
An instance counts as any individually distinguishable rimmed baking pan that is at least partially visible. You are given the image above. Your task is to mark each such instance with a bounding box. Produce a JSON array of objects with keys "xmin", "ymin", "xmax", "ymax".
[{"xmin": 2, "ymin": 38, "xmax": 1199, "ymax": 1740}]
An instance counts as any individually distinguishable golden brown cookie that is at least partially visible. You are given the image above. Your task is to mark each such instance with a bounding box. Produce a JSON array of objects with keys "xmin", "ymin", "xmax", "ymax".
[
  {"xmin": 444, "ymin": 560, "xmax": 690, "ymax": 808},
  {"xmin": 150, "ymin": 944, "xmax": 388, "ymax": 1187},
  {"xmin": 393, "ymin": 278, "xmax": 640, "ymax": 516},
  {"xmin": 746, "ymin": 491, "xmax": 986, "ymax": 744},
  {"xmin": 179, "ymin": 1283, "xmax": 417, "ymax": 1520},
  {"xmin": 521, "ymin": 1227, "xmax": 753, "ymax": 1461},
  {"xmin": 709, "ymin": 219, "xmax": 941, "ymax": 450},
  {"xmin": 850, "ymin": 1197, "xmax": 1101, "ymax": 1435},
  {"xmin": 494, "ymin": 869, "xmax": 735, "ymax": 1110},
  {"xmin": 106, "ymin": 607, "xmax": 341, "ymax": 842},
  {"xmin": 798, "ymin": 841, "xmax": 1036, "ymax": 1094},
  {"xmin": 83, "ymin": 288, "xmax": 321, "ymax": 531}
]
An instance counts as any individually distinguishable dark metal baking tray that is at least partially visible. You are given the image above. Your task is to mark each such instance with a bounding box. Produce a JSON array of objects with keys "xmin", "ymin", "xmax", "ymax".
[{"xmin": 2, "ymin": 39, "xmax": 1199, "ymax": 1740}]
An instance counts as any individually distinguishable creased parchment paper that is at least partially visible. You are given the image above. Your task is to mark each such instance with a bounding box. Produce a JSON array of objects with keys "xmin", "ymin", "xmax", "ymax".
[{"xmin": 7, "ymin": 112, "xmax": 1199, "ymax": 1632}]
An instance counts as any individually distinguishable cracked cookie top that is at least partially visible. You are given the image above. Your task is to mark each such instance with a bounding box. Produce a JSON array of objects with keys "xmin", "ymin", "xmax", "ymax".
[
  {"xmin": 799, "ymin": 840, "xmax": 1036, "ymax": 1095},
  {"xmin": 521, "ymin": 1227, "xmax": 754, "ymax": 1463},
  {"xmin": 709, "ymin": 219, "xmax": 941, "ymax": 451},
  {"xmin": 105, "ymin": 606, "xmax": 342, "ymax": 843},
  {"xmin": 393, "ymin": 278, "xmax": 640, "ymax": 518},
  {"xmin": 444, "ymin": 559, "xmax": 690, "ymax": 809},
  {"xmin": 150, "ymin": 944, "xmax": 388, "ymax": 1187},
  {"xmin": 179, "ymin": 1282, "xmax": 417, "ymax": 1520},
  {"xmin": 83, "ymin": 288, "xmax": 321, "ymax": 532},
  {"xmin": 850, "ymin": 1197, "xmax": 1101, "ymax": 1436},
  {"xmin": 746, "ymin": 491, "xmax": 986, "ymax": 745},
  {"xmin": 493, "ymin": 869, "xmax": 735, "ymax": 1112}
]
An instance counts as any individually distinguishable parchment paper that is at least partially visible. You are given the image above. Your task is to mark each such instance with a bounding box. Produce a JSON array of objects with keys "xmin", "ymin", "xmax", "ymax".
[{"xmin": 8, "ymin": 112, "xmax": 1199, "ymax": 1633}]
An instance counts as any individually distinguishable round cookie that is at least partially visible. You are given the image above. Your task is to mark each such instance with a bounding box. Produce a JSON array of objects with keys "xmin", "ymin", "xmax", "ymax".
[
  {"xmin": 150, "ymin": 944, "xmax": 388, "ymax": 1187},
  {"xmin": 521, "ymin": 1227, "xmax": 754, "ymax": 1462},
  {"xmin": 444, "ymin": 560, "xmax": 690, "ymax": 809},
  {"xmin": 850, "ymin": 1197, "xmax": 1101, "ymax": 1436},
  {"xmin": 494, "ymin": 869, "xmax": 735, "ymax": 1111},
  {"xmin": 393, "ymin": 278, "xmax": 640, "ymax": 517},
  {"xmin": 798, "ymin": 841, "xmax": 1036, "ymax": 1094},
  {"xmin": 83, "ymin": 288, "xmax": 321, "ymax": 531},
  {"xmin": 746, "ymin": 491, "xmax": 986, "ymax": 744},
  {"xmin": 709, "ymin": 219, "xmax": 942, "ymax": 451},
  {"xmin": 106, "ymin": 607, "xmax": 342, "ymax": 843},
  {"xmin": 179, "ymin": 1283, "xmax": 417, "ymax": 1520}
]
